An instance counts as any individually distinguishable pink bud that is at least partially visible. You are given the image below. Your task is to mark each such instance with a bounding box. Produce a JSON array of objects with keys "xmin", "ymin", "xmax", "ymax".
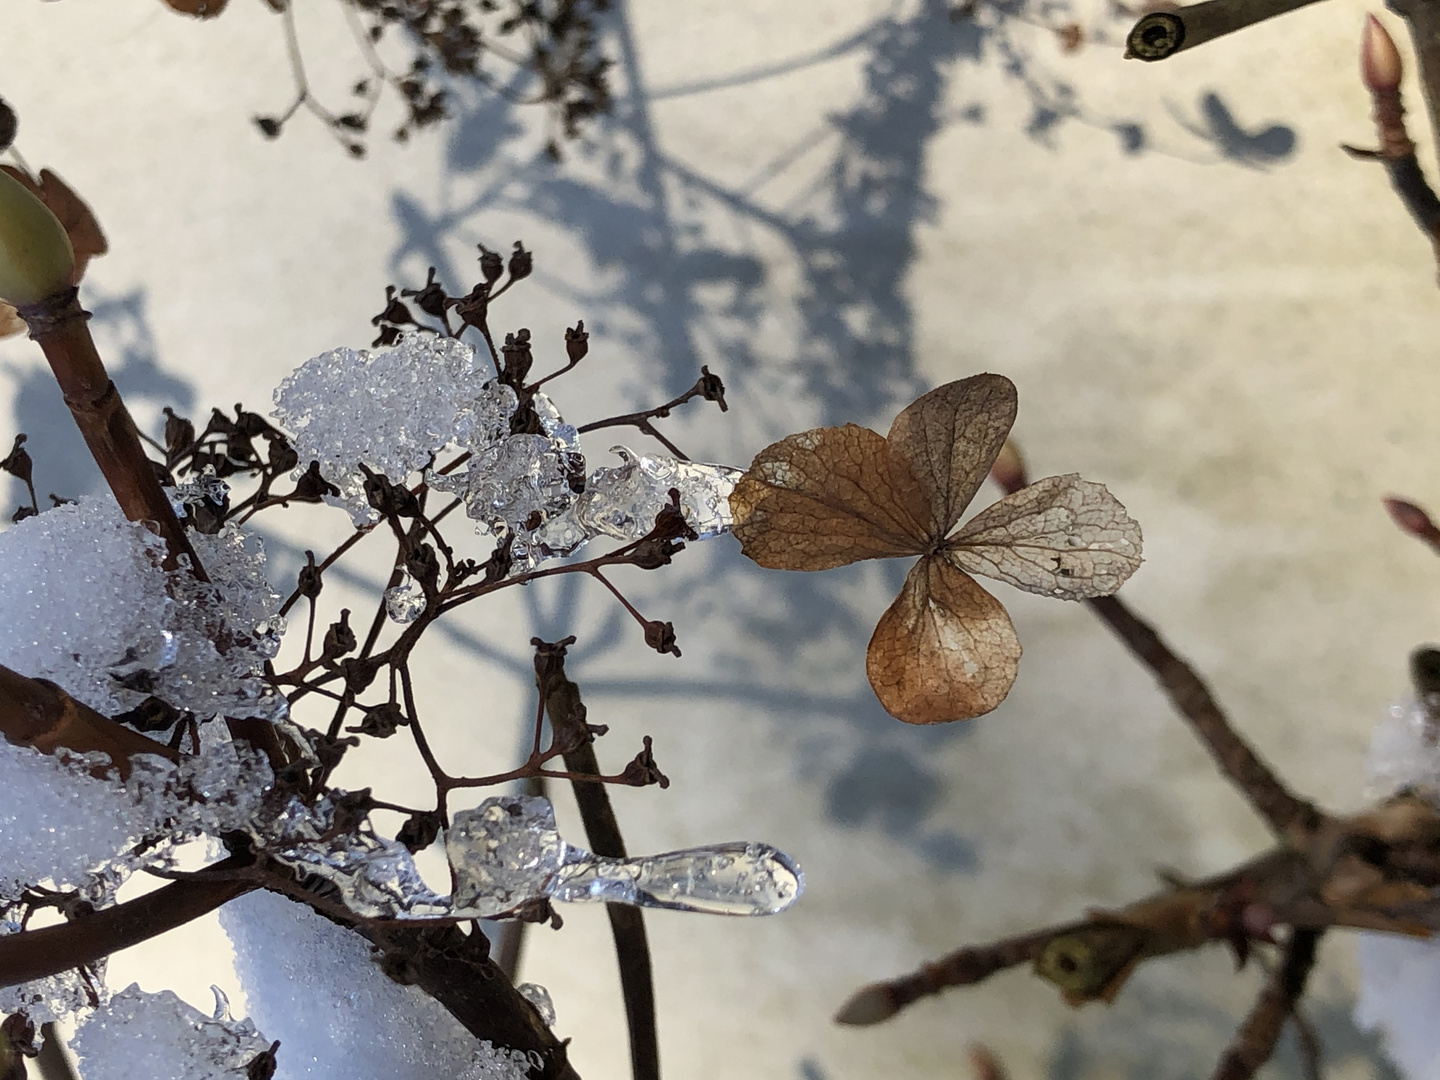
[
  {"xmin": 1384, "ymin": 495, "xmax": 1440, "ymax": 541},
  {"xmin": 1362, "ymin": 14, "xmax": 1404, "ymax": 94}
]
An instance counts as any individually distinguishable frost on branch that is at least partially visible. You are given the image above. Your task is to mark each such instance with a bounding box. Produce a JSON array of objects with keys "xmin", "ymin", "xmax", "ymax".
[
  {"xmin": 731, "ymin": 374, "xmax": 1142, "ymax": 724},
  {"xmin": 220, "ymin": 889, "xmax": 535, "ymax": 1080},
  {"xmin": 70, "ymin": 984, "xmax": 273, "ymax": 1080},
  {"xmin": 271, "ymin": 334, "xmax": 499, "ymax": 525},
  {"xmin": 0, "ymin": 494, "xmax": 285, "ymax": 720}
]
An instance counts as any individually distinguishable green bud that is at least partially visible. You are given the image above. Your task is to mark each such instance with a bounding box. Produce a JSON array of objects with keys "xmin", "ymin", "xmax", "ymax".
[{"xmin": 0, "ymin": 168, "xmax": 74, "ymax": 307}]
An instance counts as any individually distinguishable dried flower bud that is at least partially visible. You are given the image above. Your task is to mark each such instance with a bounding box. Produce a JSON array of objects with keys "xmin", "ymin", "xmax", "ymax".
[
  {"xmin": 397, "ymin": 809, "xmax": 443, "ymax": 852},
  {"xmin": 508, "ymin": 240, "xmax": 533, "ymax": 281},
  {"xmin": 293, "ymin": 460, "xmax": 340, "ymax": 501},
  {"xmin": 477, "ymin": 243, "xmax": 504, "ymax": 283},
  {"xmin": 0, "ymin": 433, "xmax": 32, "ymax": 486},
  {"xmin": 322, "ymin": 609, "xmax": 356, "ymax": 661},
  {"xmin": 989, "ymin": 438, "xmax": 1028, "ymax": 496},
  {"xmin": 698, "ymin": 365, "xmax": 728, "ymax": 410},
  {"xmin": 1362, "ymin": 13, "xmax": 1403, "ymax": 94},
  {"xmin": 162, "ymin": 407, "xmax": 195, "ymax": 456},
  {"xmin": 246, "ymin": 1040, "xmax": 281, "ymax": 1080},
  {"xmin": 0, "ymin": 166, "xmax": 75, "ymax": 306},
  {"xmin": 619, "ymin": 734, "xmax": 670, "ymax": 788},
  {"xmin": 643, "ymin": 619, "xmax": 681, "ymax": 657},
  {"xmin": 345, "ymin": 701, "xmax": 408, "ymax": 738},
  {"xmin": 565, "ymin": 320, "xmax": 589, "ymax": 363},
  {"xmin": 298, "ymin": 550, "xmax": 323, "ymax": 599}
]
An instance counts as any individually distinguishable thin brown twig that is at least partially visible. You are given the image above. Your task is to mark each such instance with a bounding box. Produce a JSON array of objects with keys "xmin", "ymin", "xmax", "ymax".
[
  {"xmin": 1085, "ymin": 594, "xmax": 1322, "ymax": 841},
  {"xmin": 534, "ymin": 638, "xmax": 659, "ymax": 1080},
  {"xmin": 1210, "ymin": 929, "xmax": 1322, "ymax": 1080}
]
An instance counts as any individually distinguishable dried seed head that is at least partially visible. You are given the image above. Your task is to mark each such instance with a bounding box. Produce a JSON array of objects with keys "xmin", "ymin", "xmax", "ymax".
[
  {"xmin": 0, "ymin": 167, "xmax": 75, "ymax": 306},
  {"xmin": 1362, "ymin": 14, "xmax": 1403, "ymax": 94}
]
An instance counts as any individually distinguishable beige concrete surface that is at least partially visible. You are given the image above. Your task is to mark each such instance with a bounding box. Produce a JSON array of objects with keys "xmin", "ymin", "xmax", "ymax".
[{"xmin": 3, "ymin": 0, "xmax": 1439, "ymax": 1077}]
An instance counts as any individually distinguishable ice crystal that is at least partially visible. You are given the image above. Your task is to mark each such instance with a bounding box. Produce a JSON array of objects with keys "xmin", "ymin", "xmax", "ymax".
[
  {"xmin": 259, "ymin": 791, "xmax": 449, "ymax": 920},
  {"xmin": 446, "ymin": 795, "xmax": 803, "ymax": 918},
  {"xmin": 1368, "ymin": 697, "xmax": 1440, "ymax": 802},
  {"xmin": 71, "ymin": 984, "xmax": 273, "ymax": 1080},
  {"xmin": 168, "ymin": 466, "xmax": 229, "ymax": 515},
  {"xmin": 272, "ymin": 335, "xmax": 498, "ymax": 525},
  {"xmin": 220, "ymin": 890, "xmax": 533, "ymax": 1080},
  {"xmin": 429, "ymin": 390, "xmax": 586, "ymax": 574},
  {"xmin": 0, "ymin": 724, "xmax": 272, "ymax": 909},
  {"xmin": 383, "ymin": 574, "xmax": 427, "ymax": 624},
  {"xmin": 0, "ymin": 495, "xmax": 285, "ymax": 720},
  {"xmin": 0, "ymin": 918, "xmax": 107, "ymax": 1023},
  {"xmin": 578, "ymin": 445, "xmax": 742, "ymax": 541},
  {"xmin": 516, "ymin": 983, "xmax": 556, "ymax": 1027}
]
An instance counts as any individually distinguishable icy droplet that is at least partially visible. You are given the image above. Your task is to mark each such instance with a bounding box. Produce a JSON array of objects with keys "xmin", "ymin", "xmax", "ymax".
[
  {"xmin": 516, "ymin": 983, "xmax": 556, "ymax": 1027},
  {"xmin": 445, "ymin": 795, "xmax": 803, "ymax": 918},
  {"xmin": 383, "ymin": 574, "xmax": 427, "ymax": 624}
]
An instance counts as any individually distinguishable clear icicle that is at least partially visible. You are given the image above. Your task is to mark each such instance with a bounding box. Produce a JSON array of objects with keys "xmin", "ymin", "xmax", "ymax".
[{"xmin": 445, "ymin": 795, "xmax": 803, "ymax": 919}]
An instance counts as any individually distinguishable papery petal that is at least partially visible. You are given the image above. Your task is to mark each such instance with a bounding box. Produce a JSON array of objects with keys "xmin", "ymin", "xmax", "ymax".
[
  {"xmin": 945, "ymin": 473, "xmax": 1142, "ymax": 599},
  {"xmin": 866, "ymin": 556, "xmax": 1021, "ymax": 724},
  {"xmin": 885, "ymin": 374, "xmax": 1017, "ymax": 537},
  {"xmin": 731, "ymin": 424, "xmax": 931, "ymax": 570}
]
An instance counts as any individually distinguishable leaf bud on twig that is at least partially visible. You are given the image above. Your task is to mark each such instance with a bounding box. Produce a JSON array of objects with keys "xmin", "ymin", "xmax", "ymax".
[{"xmin": 0, "ymin": 168, "xmax": 74, "ymax": 307}]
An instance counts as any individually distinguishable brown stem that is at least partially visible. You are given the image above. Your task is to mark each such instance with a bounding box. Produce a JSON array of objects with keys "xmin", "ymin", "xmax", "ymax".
[
  {"xmin": 17, "ymin": 288, "xmax": 202, "ymax": 576},
  {"xmin": 0, "ymin": 662, "xmax": 179, "ymax": 777},
  {"xmin": 1084, "ymin": 594, "xmax": 1322, "ymax": 842},
  {"xmin": 1124, "ymin": 0, "xmax": 1325, "ymax": 60},
  {"xmin": 835, "ymin": 922, "xmax": 1084, "ymax": 1025},
  {"xmin": 362, "ymin": 920, "xmax": 580, "ymax": 1080},
  {"xmin": 1390, "ymin": 0, "xmax": 1440, "ymax": 162},
  {"xmin": 0, "ymin": 857, "xmax": 255, "ymax": 987},
  {"xmin": 535, "ymin": 639, "xmax": 659, "ymax": 1080},
  {"xmin": 1210, "ymin": 929, "xmax": 1321, "ymax": 1080}
]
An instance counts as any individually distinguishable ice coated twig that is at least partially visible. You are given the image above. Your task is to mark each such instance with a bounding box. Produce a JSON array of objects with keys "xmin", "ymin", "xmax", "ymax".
[
  {"xmin": 0, "ymin": 662, "xmax": 179, "ymax": 777},
  {"xmin": 1210, "ymin": 929, "xmax": 1321, "ymax": 1080},
  {"xmin": 534, "ymin": 638, "xmax": 660, "ymax": 1080},
  {"xmin": 360, "ymin": 922, "xmax": 580, "ymax": 1080},
  {"xmin": 1124, "ymin": 0, "xmax": 1326, "ymax": 61},
  {"xmin": 0, "ymin": 856, "xmax": 255, "ymax": 987}
]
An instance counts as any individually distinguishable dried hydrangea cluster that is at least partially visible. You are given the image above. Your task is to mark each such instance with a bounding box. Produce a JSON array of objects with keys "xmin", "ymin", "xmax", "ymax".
[
  {"xmin": 0, "ymin": 252, "xmax": 785, "ymax": 1079},
  {"xmin": 273, "ymin": 331, "xmax": 744, "ymax": 581}
]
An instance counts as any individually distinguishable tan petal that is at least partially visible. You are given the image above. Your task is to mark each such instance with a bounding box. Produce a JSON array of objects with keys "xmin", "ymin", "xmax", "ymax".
[
  {"xmin": 731, "ymin": 424, "xmax": 932, "ymax": 570},
  {"xmin": 866, "ymin": 556, "xmax": 1021, "ymax": 724},
  {"xmin": 945, "ymin": 473, "xmax": 1143, "ymax": 599},
  {"xmin": 885, "ymin": 374, "xmax": 1018, "ymax": 537},
  {"xmin": 0, "ymin": 303, "xmax": 23, "ymax": 340}
]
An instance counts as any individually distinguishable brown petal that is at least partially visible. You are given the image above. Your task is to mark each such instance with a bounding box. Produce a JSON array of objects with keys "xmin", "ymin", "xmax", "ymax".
[
  {"xmin": 945, "ymin": 473, "xmax": 1142, "ymax": 599},
  {"xmin": 0, "ymin": 166, "xmax": 107, "ymax": 279},
  {"xmin": 731, "ymin": 424, "xmax": 932, "ymax": 570},
  {"xmin": 160, "ymin": 0, "xmax": 230, "ymax": 15},
  {"xmin": 0, "ymin": 303, "xmax": 23, "ymax": 340},
  {"xmin": 886, "ymin": 374, "xmax": 1018, "ymax": 537},
  {"xmin": 866, "ymin": 556, "xmax": 1021, "ymax": 724}
]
